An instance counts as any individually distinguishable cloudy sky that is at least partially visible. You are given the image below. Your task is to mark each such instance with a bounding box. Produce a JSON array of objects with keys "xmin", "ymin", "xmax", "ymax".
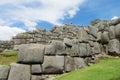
[{"xmin": 0, "ymin": 0, "xmax": 120, "ymax": 40}]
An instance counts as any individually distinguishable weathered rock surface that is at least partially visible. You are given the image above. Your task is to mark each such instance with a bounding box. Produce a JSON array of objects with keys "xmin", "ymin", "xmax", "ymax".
[
  {"xmin": 45, "ymin": 45, "xmax": 56, "ymax": 55},
  {"xmin": 65, "ymin": 56, "xmax": 74, "ymax": 72},
  {"xmin": 93, "ymin": 42, "xmax": 101, "ymax": 54},
  {"xmin": 108, "ymin": 26, "xmax": 116, "ymax": 39},
  {"xmin": 63, "ymin": 38, "xmax": 73, "ymax": 47},
  {"xmin": 108, "ymin": 39, "xmax": 120, "ymax": 54},
  {"xmin": 42, "ymin": 56, "xmax": 64, "ymax": 74},
  {"xmin": 51, "ymin": 40, "xmax": 66, "ymax": 55},
  {"xmin": 8, "ymin": 63, "xmax": 30, "ymax": 80},
  {"xmin": 65, "ymin": 57, "xmax": 87, "ymax": 72},
  {"xmin": 115, "ymin": 24, "xmax": 120, "ymax": 39},
  {"xmin": 31, "ymin": 75, "xmax": 42, "ymax": 80},
  {"xmin": 31, "ymin": 65, "xmax": 42, "ymax": 74},
  {"xmin": 77, "ymin": 28, "xmax": 88, "ymax": 43},
  {"xmin": 74, "ymin": 57, "xmax": 87, "ymax": 69},
  {"xmin": 101, "ymin": 31, "xmax": 109, "ymax": 44},
  {"xmin": 18, "ymin": 44, "xmax": 44, "ymax": 64},
  {"xmin": 71, "ymin": 44, "xmax": 79, "ymax": 57},
  {"xmin": 97, "ymin": 32, "xmax": 102, "ymax": 42},
  {"xmin": 79, "ymin": 43, "xmax": 88, "ymax": 57},
  {"xmin": 88, "ymin": 26, "xmax": 98, "ymax": 38},
  {"xmin": 0, "ymin": 65, "xmax": 10, "ymax": 80}
]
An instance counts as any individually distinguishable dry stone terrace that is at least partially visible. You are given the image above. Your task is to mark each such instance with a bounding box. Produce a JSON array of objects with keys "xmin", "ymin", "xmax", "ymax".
[{"xmin": 0, "ymin": 18, "xmax": 120, "ymax": 80}]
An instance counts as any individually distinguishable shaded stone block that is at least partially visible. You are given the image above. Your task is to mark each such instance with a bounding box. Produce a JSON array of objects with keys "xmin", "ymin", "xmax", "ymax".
[{"xmin": 8, "ymin": 63, "xmax": 30, "ymax": 80}]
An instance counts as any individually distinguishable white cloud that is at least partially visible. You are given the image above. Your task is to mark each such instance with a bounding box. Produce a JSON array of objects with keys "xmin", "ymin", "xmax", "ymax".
[
  {"xmin": 0, "ymin": 0, "xmax": 85, "ymax": 29},
  {"xmin": 0, "ymin": 26, "xmax": 25, "ymax": 40},
  {"xmin": 111, "ymin": 16, "xmax": 119, "ymax": 20},
  {"xmin": 0, "ymin": 0, "xmax": 85, "ymax": 40}
]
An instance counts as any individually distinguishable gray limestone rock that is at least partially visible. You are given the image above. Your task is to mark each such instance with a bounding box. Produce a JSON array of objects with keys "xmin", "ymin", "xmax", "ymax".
[
  {"xmin": 65, "ymin": 47, "xmax": 71, "ymax": 55},
  {"xmin": 88, "ymin": 26, "xmax": 98, "ymax": 38},
  {"xmin": 0, "ymin": 65, "xmax": 10, "ymax": 80},
  {"xmin": 77, "ymin": 28, "xmax": 89, "ymax": 43},
  {"xmin": 74, "ymin": 58, "xmax": 87, "ymax": 69},
  {"xmin": 108, "ymin": 26, "xmax": 116, "ymax": 39},
  {"xmin": 108, "ymin": 39, "xmax": 120, "ymax": 54},
  {"xmin": 98, "ymin": 23, "xmax": 105, "ymax": 31},
  {"xmin": 93, "ymin": 42, "xmax": 101, "ymax": 54},
  {"xmin": 110, "ymin": 18, "xmax": 120, "ymax": 25},
  {"xmin": 71, "ymin": 44, "xmax": 79, "ymax": 57},
  {"xmin": 71, "ymin": 43, "xmax": 92, "ymax": 57},
  {"xmin": 65, "ymin": 57, "xmax": 87, "ymax": 72},
  {"xmin": 31, "ymin": 75, "xmax": 42, "ymax": 80},
  {"xmin": 86, "ymin": 43, "xmax": 93, "ymax": 56},
  {"xmin": 79, "ymin": 43, "xmax": 88, "ymax": 57},
  {"xmin": 101, "ymin": 31, "xmax": 109, "ymax": 44},
  {"xmin": 45, "ymin": 45, "xmax": 56, "ymax": 55},
  {"xmin": 88, "ymin": 41, "xmax": 94, "ymax": 47},
  {"xmin": 8, "ymin": 63, "xmax": 30, "ymax": 80},
  {"xmin": 18, "ymin": 44, "xmax": 44, "ymax": 64},
  {"xmin": 97, "ymin": 32, "xmax": 102, "ymax": 42},
  {"xmin": 42, "ymin": 56, "xmax": 65, "ymax": 74},
  {"xmin": 65, "ymin": 56, "xmax": 74, "ymax": 72},
  {"xmin": 88, "ymin": 34, "xmax": 96, "ymax": 41},
  {"xmin": 115, "ymin": 24, "xmax": 120, "ymax": 39},
  {"xmin": 51, "ymin": 40, "xmax": 66, "ymax": 55},
  {"xmin": 63, "ymin": 38, "xmax": 73, "ymax": 47},
  {"xmin": 31, "ymin": 65, "xmax": 42, "ymax": 74}
]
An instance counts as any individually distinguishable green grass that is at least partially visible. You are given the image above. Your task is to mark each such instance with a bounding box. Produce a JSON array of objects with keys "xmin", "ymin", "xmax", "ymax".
[
  {"xmin": 55, "ymin": 58, "xmax": 120, "ymax": 80},
  {"xmin": 0, "ymin": 51, "xmax": 17, "ymax": 65}
]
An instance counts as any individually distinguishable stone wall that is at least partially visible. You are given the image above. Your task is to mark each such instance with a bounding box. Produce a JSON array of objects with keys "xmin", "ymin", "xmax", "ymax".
[
  {"xmin": 12, "ymin": 23, "xmax": 78, "ymax": 45},
  {"xmin": 0, "ymin": 18, "xmax": 120, "ymax": 80},
  {"xmin": 0, "ymin": 41, "xmax": 14, "ymax": 52},
  {"xmin": 12, "ymin": 19, "xmax": 120, "ymax": 55},
  {"xmin": 0, "ymin": 41, "xmax": 98, "ymax": 80}
]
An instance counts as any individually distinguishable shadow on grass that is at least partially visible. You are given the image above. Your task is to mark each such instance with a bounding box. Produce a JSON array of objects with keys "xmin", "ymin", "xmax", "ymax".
[{"xmin": 110, "ymin": 76, "xmax": 120, "ymax": 80}]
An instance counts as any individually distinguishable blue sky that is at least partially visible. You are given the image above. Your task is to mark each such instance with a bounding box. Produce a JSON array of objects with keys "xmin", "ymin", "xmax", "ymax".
[{"xmin": 0, "ymin": 0, "xmax": 120, "ymax": 40}]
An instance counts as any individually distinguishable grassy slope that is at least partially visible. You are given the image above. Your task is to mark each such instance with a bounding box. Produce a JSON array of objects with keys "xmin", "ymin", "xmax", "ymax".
[
  {"xmin": 55, "ymin": 58, "xmax": 120, "ymax": 80},
  {"xmin": 0, "ymin": 51, "xmax": 17, "ymax": 65}
]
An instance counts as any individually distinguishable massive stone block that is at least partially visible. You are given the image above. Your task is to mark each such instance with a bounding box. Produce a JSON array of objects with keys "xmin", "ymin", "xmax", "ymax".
[
  {"xmin": 88, "ymin": 26, "xmax": 98, "ymax": 38},
  {"xmin": 86, "ymin": 43, "xmax": 93, "ymax": 56},
  {"xmin": 18, "ymin": 44, "xmax": 44, "ymax": 64},
  {"xmin": 108, "ymin": 39, "xmax": 120, "ymax": 54},
  {"xmin": 45, "ymin": 45, "xmax": 56, "ymax": 55},
  {"xmin": 65, "ymin": 56, "xmax": 74, "ymax": 72},
  {"xmin": 115, "ymin": 24, "xmax": 120, "ymax": 39},
  {"xmin": 0, "ymin": 65, "xmax": 10, "ymax": 80},
  {"xmin": 31, "ymin": 65, "xmax": 42, "ymax": 74},
  {"xmin": 79, "ymin": 43, "xmax": 88, "ymax": 57},
  {"xmin": 108, "ymin": 26, "xmax": 116, "ymax": 39},
  {"xmin": 74, "ymin": 57, "xmax": 87, "ymax": 69},
  {"xmin": 71, "ymin": 43, "xmax": 92, "ymax": 57},
  {"xmin": 51, "ymin": 40, "xmax": 66, "ymax": 55},
  {"xmin": 42, "ymin": 56, "xmax": 65, "ymax": 74},
  {"xmin": 45, "ymin": 40, "xmax": 66, "ymax": 55},
  {"xmin": 101, "ymin": 31, "xmax": 109, "ymax": 44},
  {"xmin": 71, "ymin": 44, "xmax": 79, "ymax": 57},
  {"xmin": 98, "ymin": 23, "xmax": 105, "ymax": 31},
  {"xmin": 77, "ymin": 28, "xmax": 89, "ymax": 43},
  {"xmin": 97, "ymin": 32, "xmax": 102, "ymax": 42},
  {"xmin": 8, "ymin": 63, "xmax": 30, "ymax": 80},
  {"xmin": 93, "ymin": 42, "xmax": 101, "ymax": 54},
  {"xmin": 88, "ymin": 34, "xmax": 96, "ymax": 41},
  {"xmin": 63, "ymin": 38, "xmax": 73, "ymax": 47},
  {"xmin": 88, "ymin": 41, "xmax": 94, "ymax": 47},
  {"xmin": 65, "ymin": 57, "xmax": 87, "ymax": 72}
]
